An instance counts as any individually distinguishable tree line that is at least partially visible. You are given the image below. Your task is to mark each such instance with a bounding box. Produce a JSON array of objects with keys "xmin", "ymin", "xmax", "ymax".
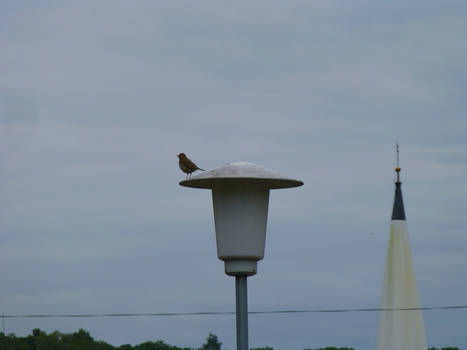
[{"xmin": 0, "ymin": 329, "xmax": 461, "ymax": 350}]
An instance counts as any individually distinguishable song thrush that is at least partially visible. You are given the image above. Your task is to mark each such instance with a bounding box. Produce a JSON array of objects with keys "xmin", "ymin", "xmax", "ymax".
[{"xmin": 177, "ymin": 153, "xmax": 205, "ymax": 179}]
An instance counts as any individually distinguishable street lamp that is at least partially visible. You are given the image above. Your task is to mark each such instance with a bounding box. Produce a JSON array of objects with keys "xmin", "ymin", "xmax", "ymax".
[{"xmin": 180, "ymin": 162, "xmax": 303, "ymax": 350}]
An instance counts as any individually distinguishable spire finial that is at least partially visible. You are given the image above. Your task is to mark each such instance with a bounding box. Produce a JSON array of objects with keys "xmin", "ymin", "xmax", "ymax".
[
  {"xmin": 395, "ymin": 143, "xmax": 401, "ymax": 183},
  {"xmin": 392, "ymin": 143, "xmax": 406, "ymax": 220}
]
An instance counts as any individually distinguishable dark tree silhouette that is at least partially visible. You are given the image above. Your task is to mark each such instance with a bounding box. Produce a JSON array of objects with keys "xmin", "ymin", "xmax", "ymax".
[{"xmin": 199, "ymin": 333, "xmax": 222, "ymax": 350}]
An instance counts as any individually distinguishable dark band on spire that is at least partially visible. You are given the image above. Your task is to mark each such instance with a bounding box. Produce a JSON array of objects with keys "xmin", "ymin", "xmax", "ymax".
[{"xmin": 392, "ymin": 181, "xmax": 406, "ymax": 220}]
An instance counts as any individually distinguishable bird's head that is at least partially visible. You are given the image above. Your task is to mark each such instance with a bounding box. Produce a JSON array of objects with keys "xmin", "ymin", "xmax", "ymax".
[{"xmin": 177, "ymin": 153, "xmax": 186, "ymax": 160}]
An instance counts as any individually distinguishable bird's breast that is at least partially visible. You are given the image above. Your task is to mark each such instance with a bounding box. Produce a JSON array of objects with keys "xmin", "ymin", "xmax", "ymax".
[{"xmin": 179, "ymin": 162, "xmax": 191, "ymax": 173}]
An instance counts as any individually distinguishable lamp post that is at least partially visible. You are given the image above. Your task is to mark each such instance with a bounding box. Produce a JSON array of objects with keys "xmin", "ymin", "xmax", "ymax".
[{"xmin": 180, "ymin": 162, "xmax": 303, "ymax": 350}]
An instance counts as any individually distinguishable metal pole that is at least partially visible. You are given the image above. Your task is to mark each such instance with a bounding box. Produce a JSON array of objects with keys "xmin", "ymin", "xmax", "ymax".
[{"xmin": 235, "ymin": 275, "xmax": 249, "ymax": 350}]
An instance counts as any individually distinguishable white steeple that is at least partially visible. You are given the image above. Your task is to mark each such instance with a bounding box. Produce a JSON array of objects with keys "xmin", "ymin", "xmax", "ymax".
[{"xmin": 377, "ymin": 146, "xmax": 427, "ymax": 350}]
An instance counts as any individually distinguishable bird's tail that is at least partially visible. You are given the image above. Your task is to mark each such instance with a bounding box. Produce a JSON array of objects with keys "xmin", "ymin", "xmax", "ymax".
[{"xmin": 198, "ymin": 168, "xmax": 205, "ymax": 171}]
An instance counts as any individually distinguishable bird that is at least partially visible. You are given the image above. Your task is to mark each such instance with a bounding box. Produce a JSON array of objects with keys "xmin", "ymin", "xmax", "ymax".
[{"xmin": 177, "ymin": 153, "xmax": 205, "ymax": 179}]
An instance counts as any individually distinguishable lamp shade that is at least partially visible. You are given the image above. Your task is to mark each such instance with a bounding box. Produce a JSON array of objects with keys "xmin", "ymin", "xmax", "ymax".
[{"xmin": 180, "ymin": 162, "xmax": 303, "ymax": 276}]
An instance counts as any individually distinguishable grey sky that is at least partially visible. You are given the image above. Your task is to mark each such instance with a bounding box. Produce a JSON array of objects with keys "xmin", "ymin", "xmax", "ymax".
[{"xmin": 1, "ymin": 1, "xmax": 466, "ymax": 349}]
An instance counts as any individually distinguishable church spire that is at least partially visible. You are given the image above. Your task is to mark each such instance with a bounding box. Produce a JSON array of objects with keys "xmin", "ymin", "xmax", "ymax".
[{"xmin": 377, "ymin": 144, "xmax": 427, "ymax": 350}]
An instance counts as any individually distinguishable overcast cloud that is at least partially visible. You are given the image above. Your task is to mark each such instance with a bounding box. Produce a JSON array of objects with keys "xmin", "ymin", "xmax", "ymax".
[{"xmin": 1, "ymin": 1, "xmax": 467, "ymax": 350}]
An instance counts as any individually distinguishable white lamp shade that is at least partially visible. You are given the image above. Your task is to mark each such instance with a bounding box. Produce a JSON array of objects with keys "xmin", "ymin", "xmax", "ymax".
[
  {"xmin": 180, "ymin": 162, "xmax": 303, "ymax": 276},
  {"xmin": 212, "ymin": 183, "xmax": 269, "ymax": 261}
]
